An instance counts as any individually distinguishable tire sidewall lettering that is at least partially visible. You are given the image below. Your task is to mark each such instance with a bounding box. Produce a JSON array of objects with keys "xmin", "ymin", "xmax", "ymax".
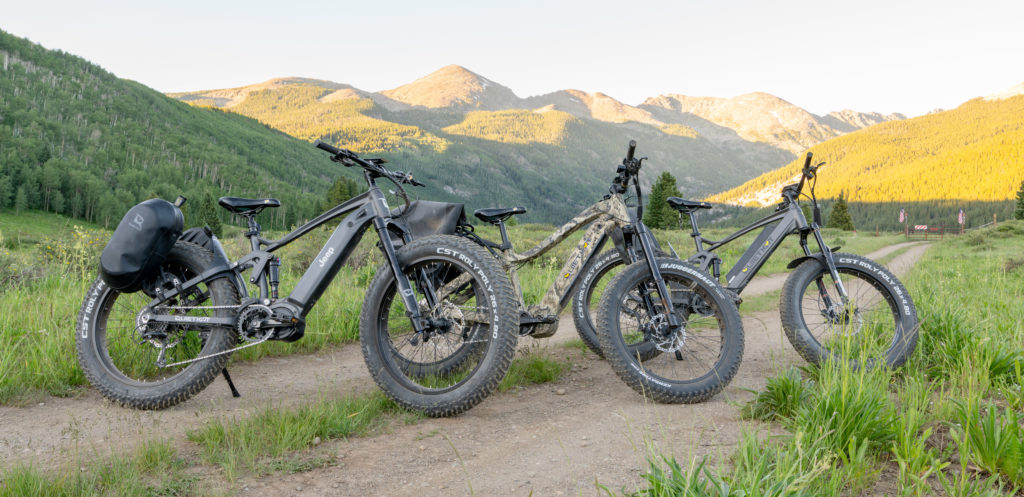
[
  {"xmin": 81, "ymin": 280, "xmax": 105, "ymax": 339},
  {"xmin": 836, "ymin": 256, "xmax": 912, "ymax": 317},
  {"xmin": 435, "ymin": 246, "xmax": 500, "ymax": 338}
]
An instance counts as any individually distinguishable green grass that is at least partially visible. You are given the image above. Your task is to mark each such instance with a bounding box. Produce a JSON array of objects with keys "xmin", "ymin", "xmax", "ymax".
[
  {"xmin": 187, "ymin": 391, "xmax": 406, "ymax": 480},
  {"xmin": 0, "ymin": 439, "xmax": 200, "ymax": 497},
  {"xmin": 623, "ymin": 221, "xmax": 1024, "ymax": 496},
  {"xmin": 499, "ymin": 349, "xmax": 570, "ymax": 392}
]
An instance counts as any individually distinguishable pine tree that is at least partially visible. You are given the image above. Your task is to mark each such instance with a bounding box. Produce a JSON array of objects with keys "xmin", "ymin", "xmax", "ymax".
[
  {"xmin": 1014, "ymin": 180, "xmax": 1024, "ymax": 220},
  {"xmin": 326, "ymin": 177, "xmax": 358, "ymax": 207},
  {"xmin": 14, "ymin": 186, "xmax": 28, "ymax": 213},
  {"xmin": 0, "ymin": 176, "xmax": 12, "ymax": 208},
  {"xmin": 198, "ymin": 192, "xmax": 223, "ymax": 237},
  {"xmin": 827, "ymin": 191, "xmax": 855, "ymax": 231},
  {"xmin": 644, "ymin": 172, "xmax": 682, "ymax": 230}
]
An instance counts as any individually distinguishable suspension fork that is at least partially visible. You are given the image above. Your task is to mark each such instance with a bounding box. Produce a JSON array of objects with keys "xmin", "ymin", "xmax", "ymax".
[
  {"xmin": 636, "ymin": 224, "xmax": 683, "ymax": 329},
  {"xmin": 373, "ymin": 217, "xmax": 431, "ymax": 332},
  {"xmin": 806, "ymin": 229, "xmax": 850, "ymax": 306}
]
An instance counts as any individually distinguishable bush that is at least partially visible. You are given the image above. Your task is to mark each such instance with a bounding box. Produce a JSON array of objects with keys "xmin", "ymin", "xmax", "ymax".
[
  {"xmin": 38, "ymin": 225, "xmax": 106, "ymax": 278},
  {"xmin": 742, "ymin": 367, "xmax": 810, "ymax": 422}
]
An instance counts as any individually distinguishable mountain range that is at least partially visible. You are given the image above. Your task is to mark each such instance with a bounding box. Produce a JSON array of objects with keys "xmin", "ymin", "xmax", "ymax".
[
  {"xmin": 709, "ymin": 86, "xmax": 1024, "ymax": 208},
  {"xmin": 170, "ymin": 65, "xmax": 905, "ymax": 221},
  {"xmin": 9, "ymin": 25, "xmax": 1013, "ymax": 233}
]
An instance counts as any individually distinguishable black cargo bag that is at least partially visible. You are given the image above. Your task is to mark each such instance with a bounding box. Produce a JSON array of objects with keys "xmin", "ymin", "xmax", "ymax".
[
  {"xmin": 99, "ymin": 198, "xmax": 185, "ymax": 293},
  {"xmin": 388, "ymin": 200, "xmax": 467, "ymax": 246}
]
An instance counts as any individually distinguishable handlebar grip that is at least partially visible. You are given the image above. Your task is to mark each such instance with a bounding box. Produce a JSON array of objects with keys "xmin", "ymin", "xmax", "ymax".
[
  {"xmin": 625, "ymin": 140, "xmax": 637, "ymax": 162},
  {"xmin": 802, "ymin": 151, "xmax": 813, "ymax": 169},
  {"xmin": 314, "ymin": 139, "xmax": 344, "ymax": 156}
]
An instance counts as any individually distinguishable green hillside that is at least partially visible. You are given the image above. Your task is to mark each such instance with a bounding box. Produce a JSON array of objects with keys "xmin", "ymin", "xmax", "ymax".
[
  {"xmin": 0, "ymin": 30, "xmax": 341, "ymax": 230},
  {"xmin": 172, "ymin": 80, "xmax": 798, "ymax": 223},
  {"xmin": 709, "ymin": 95, "xmax": 1024, "ymax": 206}
]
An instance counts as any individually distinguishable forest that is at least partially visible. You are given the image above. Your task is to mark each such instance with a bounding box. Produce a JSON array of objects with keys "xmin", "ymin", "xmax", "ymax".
[{"xmin": 0, "ymin": 30, "xmax": 340, "ymax": 230}]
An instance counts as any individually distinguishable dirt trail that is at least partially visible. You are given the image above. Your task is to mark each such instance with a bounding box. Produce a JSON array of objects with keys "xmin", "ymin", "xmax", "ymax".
[{"xmin": 0, "ymin": 242, "xmax": 930, "ymax": 495}]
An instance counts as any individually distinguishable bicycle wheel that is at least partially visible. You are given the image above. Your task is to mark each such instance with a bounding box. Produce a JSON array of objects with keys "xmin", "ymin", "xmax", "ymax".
[
  {"xmin": 780, "ymin": 253, "xmax": 918, "ymax": 368},
  {"xmin": 360, "ymin": 235, "xmax": 518, "ymax": 417},
  {"xmin": 75, "ymin": 241, "xmax": 240, "ymax": 409},
  {"xmin": 572, "ymin": 250, "xmax": 660, "ymax": 361},
  {"xmin": 596, "ymin": 258, "xmax": 744, "ymax": 403}
]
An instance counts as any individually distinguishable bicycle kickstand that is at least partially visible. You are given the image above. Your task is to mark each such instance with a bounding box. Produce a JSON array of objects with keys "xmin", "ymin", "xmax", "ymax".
[{"xmin": 222, "ymin": 368, "xmax": 241, "ymax": 398}]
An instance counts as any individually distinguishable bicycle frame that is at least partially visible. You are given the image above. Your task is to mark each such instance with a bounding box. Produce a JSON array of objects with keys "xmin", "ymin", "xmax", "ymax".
[
  {"xmin": 501, "ymin": 196, "xmax": 634, "ymax": 313},
  {"xmin": 686, "ymin": 197, "xmax": 845, "ymax": 298},
  {"xmin": 141, "ymin": 172, "xmax": 436, "ymax": 333},
  {"xmin": 457, "ymin": 193, "xmax": 676, "ymax": 338}
]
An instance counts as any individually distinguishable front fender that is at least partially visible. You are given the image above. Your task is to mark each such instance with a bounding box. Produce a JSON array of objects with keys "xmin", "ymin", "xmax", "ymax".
[{"xmin": 786, "ymin": 246, "xmax": 841, "ymax": 269}]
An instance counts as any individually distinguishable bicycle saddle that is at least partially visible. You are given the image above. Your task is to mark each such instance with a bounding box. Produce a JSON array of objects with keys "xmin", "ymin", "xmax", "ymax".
[
  {"xmin": 474, "ymin": 206, "xmax": 526, "ymax": 224},
  {"xmin": 667, "ymin": 197, "xmax": 712, "ymax": 213},
  {"xmin": 218, "ymin": 197, "xmax": 282, "ymax": 214}
]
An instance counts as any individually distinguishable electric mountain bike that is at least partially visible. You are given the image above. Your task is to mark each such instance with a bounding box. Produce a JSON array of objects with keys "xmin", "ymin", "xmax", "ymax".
[
  {"xmin": 675, "ymin": 152, "xmax": 918, "ymax": 368},
  {"xmin": 76, "ymin": 140, "xmax": 519, "ymax": 417},
  {"xmin": 459, "ymin": 141, "xmax": 744, "ymax": 403}
]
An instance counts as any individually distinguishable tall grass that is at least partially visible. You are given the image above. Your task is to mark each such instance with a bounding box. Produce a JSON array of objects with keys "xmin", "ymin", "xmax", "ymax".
[{"xmin": 629, "ymin": 221, "xmax": 1024, "ymax": 496}]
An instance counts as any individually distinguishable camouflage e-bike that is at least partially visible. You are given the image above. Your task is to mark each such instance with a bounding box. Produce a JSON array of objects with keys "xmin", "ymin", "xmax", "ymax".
[{"xmin": 461, "ymin": 141, "xmax": 745, "ymax": 403}]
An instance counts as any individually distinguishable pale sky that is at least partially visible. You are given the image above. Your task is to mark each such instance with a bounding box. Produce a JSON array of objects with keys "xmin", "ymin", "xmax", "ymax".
[{"xmin": 3, "ymin": 0, "xmax": 1022, "ymax": 117}]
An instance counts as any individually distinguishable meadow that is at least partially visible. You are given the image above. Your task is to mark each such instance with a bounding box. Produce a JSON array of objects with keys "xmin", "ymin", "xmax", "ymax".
[
  {"xmin": 0, "ymin": 208, "xmax": 902, "ymax": 405},
  {"xmin": 3, "ymin": 210, "xmax": 1021, "ymax": 494}
]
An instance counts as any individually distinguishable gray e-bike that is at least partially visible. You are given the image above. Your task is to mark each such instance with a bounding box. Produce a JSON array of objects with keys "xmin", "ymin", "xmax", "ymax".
[
  {"xmin": 674, "ymin": 152, "xmax": 918, "ymax": 368},
  {"xmin": 76, "ymin": 141, "xmax": 519, "ymax": 416}
]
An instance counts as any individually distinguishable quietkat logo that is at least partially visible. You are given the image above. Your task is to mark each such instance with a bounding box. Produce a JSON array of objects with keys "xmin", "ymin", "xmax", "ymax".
[{"xmin": 129, "ymin": 213, "xmax": 145, "ymax": 231}]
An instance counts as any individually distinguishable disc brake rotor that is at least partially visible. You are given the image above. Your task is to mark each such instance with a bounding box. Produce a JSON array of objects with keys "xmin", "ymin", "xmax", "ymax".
[
  {"xmin": 646, "ymin": 313, "xmax": 686, "ymax": 353},
  {"xmin": 824, "ymin": 302, "xmax": 863, "ymax": 337}
]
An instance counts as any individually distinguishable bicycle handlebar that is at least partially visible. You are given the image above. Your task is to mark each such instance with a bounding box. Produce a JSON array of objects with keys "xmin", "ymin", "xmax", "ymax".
[
  {"xmin": 313, "ymin": 140, "xmax": 424, "ymax": 187},
  {"xmin": 625, "ymin": 140, "xmax": 636, "ymax": 163}
]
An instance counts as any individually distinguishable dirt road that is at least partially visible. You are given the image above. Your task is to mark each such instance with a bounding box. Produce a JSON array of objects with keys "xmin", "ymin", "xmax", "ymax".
[{"xmin": 0, "ymin": 242, "xmax": 929, "ymax": 495}]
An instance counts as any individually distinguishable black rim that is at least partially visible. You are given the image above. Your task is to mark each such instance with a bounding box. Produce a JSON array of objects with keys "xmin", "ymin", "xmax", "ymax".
[
  {"xmin": 798, "ymin": 266, "xmax": 901, "ymax": 362},
  {"xmin": 94, "ymin": 261, "xmax": 218, "ymax": 386},
  {"xmin": 375, "ymin": 258, "xmax": 491, "ymax": 393},
  {"xmin": 613, "ymin": 273, "xmax": 728, "ymax": 385}
]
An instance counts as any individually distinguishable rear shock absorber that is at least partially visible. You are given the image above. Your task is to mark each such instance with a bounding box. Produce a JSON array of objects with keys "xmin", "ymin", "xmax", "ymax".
[{"xmin": 269, "ymin": 256, "xmax": 281, "ymax": 299}]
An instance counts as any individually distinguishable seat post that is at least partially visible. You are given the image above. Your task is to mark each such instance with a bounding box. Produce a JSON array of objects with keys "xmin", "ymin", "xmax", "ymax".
[
  {"xmin": 688, "ymin": 211, "xmax": 704, "ymax": 251},
  {"xmin": 497, "ymin": 221, "xmax": 512, "ymax": 250},
  {"xmin": 243, "ymin": 214, "xmax": 262, "ymax": 250}
]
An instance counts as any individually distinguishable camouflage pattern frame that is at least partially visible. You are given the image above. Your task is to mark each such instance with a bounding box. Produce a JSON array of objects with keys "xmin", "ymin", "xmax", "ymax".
[{"xmin": 497, "ymin": 194, "xmax": 633, "ymax": 337}]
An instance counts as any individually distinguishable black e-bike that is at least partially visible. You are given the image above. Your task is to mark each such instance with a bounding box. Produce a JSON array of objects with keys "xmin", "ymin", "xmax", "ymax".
[
  {"xmin": 673, "ymin": 152, "xmax": 918, "ymax": 368},
  {"xmin": 76, "ymin": 141, "xmax": 519, "ymax": 416}
]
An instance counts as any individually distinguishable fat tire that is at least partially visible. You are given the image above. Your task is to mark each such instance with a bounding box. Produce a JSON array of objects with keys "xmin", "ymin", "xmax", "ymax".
[
  {"xmin": 572, "ymin": 250, "xmax": 662, "ymax": 360},
  {"xmin": 75, "ymin": 241, "xmax": 240, "ymax": 410},
  {"xmin": 780, "ymin": 253, "xmax": 918, "ymax": 368},
  {"xmin": 360, "ymin": 235, "xmax": 518, "ymax": 417},
  {"xmin": 596, "ymin": 258, "xmax": 744, "ymax": 403}
]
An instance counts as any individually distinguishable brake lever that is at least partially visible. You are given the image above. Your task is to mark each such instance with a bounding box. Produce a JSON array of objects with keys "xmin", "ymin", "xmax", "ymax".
[{"xmin": 330, "ymin": 155, "xmax": 354, "ymax": 167}]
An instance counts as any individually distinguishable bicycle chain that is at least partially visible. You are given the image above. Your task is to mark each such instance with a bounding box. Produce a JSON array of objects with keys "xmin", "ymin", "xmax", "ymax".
[
  {"xmin": 159, "ymin": 334, "xmax": 271, "ymax": 368},
  {"xmin": 153, "ymin": 303, "xmax": 273, "ymax": 368}
]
